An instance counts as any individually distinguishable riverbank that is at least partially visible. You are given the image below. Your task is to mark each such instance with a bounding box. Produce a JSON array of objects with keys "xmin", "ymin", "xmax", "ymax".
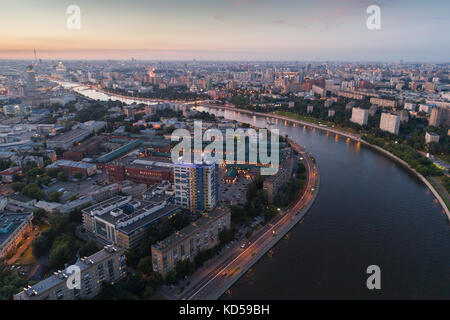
[
  {"xmin": 209, "ymin": 141, "xmax": 320, "ymax": 300},
  {"xmin": 200, "ymin": 104, "xmax": 450, "ymax": 219},
  {"xmin": 178, "ymin": 141, "xmax": 319, "ymax": 300}
]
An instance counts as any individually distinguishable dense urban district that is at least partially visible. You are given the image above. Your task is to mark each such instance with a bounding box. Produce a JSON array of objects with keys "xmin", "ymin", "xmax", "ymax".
[{"xmin": 0, "ymin": 59, "xmax": 448, "ymax": 300}]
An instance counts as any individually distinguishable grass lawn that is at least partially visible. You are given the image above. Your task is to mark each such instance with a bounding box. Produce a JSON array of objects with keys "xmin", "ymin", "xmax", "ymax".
[
  {"xmin": 15, "ymin": 221, "xmax": 50, "ymax": 265},
  {"xmin": 15, "ymin": 246, "xmax": 37, "ymax": 265},
  {"xmin": 427, "ymin": 177, "xmax": 450, "ymax": 212},
  {"xmin": 436, "ymin": 154, "xmax": 450, "ymax": 165}
]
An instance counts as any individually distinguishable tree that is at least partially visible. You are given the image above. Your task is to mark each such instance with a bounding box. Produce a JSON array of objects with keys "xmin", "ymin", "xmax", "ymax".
[
  {"xmin": 32, "ymin": 208, "xmax": 46, "ymax": 222},
  {"xmin": 57, "ymin": 171, "xmax": 68, "ymax": 182},
  {"xmin": 48, "ymin": 191, "xmax": 63, "ymax": 203},
  {"xmin": 219, "ymin": 228, "xmax": 237, "ymax": 246},
  {"xmin": 175, "ymin": 259, "xmax": 195, "ymax": 280},
  {"xmin": 11, "ymin": 182, "xmax": 25, "ymax": 192},
  {"xmin": 79, "ymin": 240, "xmax": 98, "ymax": 257},
  {"xmin": 137, "ymin": 256, "xmax": 153, "ymax": 276},
  {"xmin": 73, "ymin": 172, "xmax": 83, "ymax": 179},
  {"xmin": 46, "ymin": 168, "xmax": 61, "ymax": 178}
]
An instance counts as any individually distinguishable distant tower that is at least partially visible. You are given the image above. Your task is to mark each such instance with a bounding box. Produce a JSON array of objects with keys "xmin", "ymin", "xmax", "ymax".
[{"xmin": 25, "ymin": 65, "xmax": 36, "ymax": 96}]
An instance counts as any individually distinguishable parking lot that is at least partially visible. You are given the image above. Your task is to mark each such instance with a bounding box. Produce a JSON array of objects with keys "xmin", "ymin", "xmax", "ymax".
[
  {"xmin": 42, "ymin": 171, "xmax": 109, "ymax": 197},
  {"xmin": 219, "ymin": 169, "xmax": 251, "ymax": 205}
]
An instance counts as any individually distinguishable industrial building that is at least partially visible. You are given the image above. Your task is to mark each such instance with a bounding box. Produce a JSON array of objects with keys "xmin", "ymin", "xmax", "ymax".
[
  {"xmin": 105, "ymin": 156, "xmax": 173, "ymax": 185},
  {"xmin": 46, "ymin": 160, "xmax": 97, "ymax": 177}
]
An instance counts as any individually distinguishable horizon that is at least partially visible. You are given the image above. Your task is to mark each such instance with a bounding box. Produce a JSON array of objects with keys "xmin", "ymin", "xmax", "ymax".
[{"xmin": 1, "ymin": 0, "xmax": 449, "ymax": 61}]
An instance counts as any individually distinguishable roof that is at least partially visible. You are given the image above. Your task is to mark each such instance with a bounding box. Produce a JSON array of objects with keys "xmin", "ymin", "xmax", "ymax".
[
  {"xmin": 14, "ymin": 245, "xmax": 123, "ymax": 299},
  {"xmin": 8, "ymin": 193, "xmax": 35, "ymax": 203},
  {"xmin": 0, "ymin": 212, "xmax": 33, "ymax": 249},
  {"xmin": 46, "ymin": 160, "xmax": 96, "ymax": 170},
  {"xmin": 152, "ymin": 208, "xmax": 229, "ymax": 251}
]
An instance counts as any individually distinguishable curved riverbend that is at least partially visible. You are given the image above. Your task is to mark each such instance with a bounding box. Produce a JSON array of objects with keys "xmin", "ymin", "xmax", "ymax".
[
  {"xmin": 58, "ymin": 83, "xmax": 450, "ymax": 298},
  {"xmin": 197, "ymin": 105, "xmax": 450, "ymax": 300},
  {"xmin": 199, "ymin": 104, "xmax": 449, "ymax": 218}
]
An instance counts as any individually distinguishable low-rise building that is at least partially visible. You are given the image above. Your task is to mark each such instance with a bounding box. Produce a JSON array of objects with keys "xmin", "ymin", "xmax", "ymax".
[
  {"xmin": 82, "ymin": 195, "xmax": 179, "ymax": 249},
  {"xmin": 151, "ymin": 207, "xmax": 231, "ymax": 277},
  {"xmin": 47, "ymin": 128, "xmax": 92, "ymax": 149},
  {"xmin": 425, "ymin": 132, "xmax": 440, "ymax": 144},
  {"xmin": 370, "ymin": 97, "xmax": 397, "ymax": 108},
  {"xmin": 0, "ymin": 167, "xmax": 22, "ymax": 183},
  {"xmin": 0, "ymin": 211, "xmax": 33, "ymax": 258},
  {"xmin": 46, "ymin": 160, "xmax": 97, "ymax": 177},
  {"xmin": 7, "ymin": 193, "xmax": 37, "ymax": 209},
  {"xmin": 14, "ymin": 245, "xmax": 126, "ymax": 300}
]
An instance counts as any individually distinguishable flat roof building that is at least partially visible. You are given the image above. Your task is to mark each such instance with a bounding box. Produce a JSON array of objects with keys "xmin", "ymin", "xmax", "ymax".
[
  {"xmin": 151, "ymin": 207, "xmax": 231, "ymax": 277},
  {"xmin": 350, "ymin": 107, "xmax": 369, "ymax": 126},
  {"xmin": 14, "ymin": 245, "xmax": 125, "ymax": 300},
  {"xmin": 46, "ymin": 160, "xmax": 97, "ymax": 177},
  {"xmin": 380, "ymin": 112, "xmax": 401, "ymax": 135},
  {"xmin": 425, "ymin": 132, "xmax": 440, "ymax": 144},
  {"xmin": 47, "ymin": 128, "xmax": 92, "ymax": 150},
  {"xmin": 0, "ymin": 212, "xmax": 33, "ymax": 259},
  {"xmin": 82, "ymin": 194, "xmax": 179, "ymax": 249}
]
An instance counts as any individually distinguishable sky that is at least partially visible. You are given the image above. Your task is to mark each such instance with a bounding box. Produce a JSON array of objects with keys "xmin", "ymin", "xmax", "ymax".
[{"xmin": 0, "ymin": 0, "xmax": 449, "ymax": 61}]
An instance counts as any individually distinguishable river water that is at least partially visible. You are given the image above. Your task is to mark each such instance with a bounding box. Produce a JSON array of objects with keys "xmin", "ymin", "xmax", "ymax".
[
  {"xmin": 61, "ymin": 83, "xmax": 449, "ymax": 299},
  {"xmin": 198, "ymin": 107, "xmax": 449, "ymax": 300}
]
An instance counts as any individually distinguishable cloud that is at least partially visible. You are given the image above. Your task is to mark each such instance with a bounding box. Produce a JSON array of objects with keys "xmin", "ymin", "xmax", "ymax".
[
  {"xmin": 234, "ymin": 0, "xmax": 254, "ymax": 7},
  {"xmin": 273, "ymin": 19, "xmax": 287, "ymax": 25},
  {"xmin": 214, "ymin": 15, "xmax": 224, "ymax": 22}
]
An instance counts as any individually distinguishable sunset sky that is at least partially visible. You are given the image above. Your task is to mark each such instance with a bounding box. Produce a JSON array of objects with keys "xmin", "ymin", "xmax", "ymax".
[{"xmin": 0, "ymin": 0, "xmax": 449, "ymax": 61}]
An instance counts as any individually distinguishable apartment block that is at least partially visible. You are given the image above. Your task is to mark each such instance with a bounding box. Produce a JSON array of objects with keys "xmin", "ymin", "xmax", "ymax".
[
  {"xmin": 174, "ymin": 161, "xmax": 219, "ymax": 213},
  {"xmin": 151, "ymin": 208, "xmax": 231, "ymax": 277},
  {"xmin": 370, "ymin": 97, "xmax": 397, "ymax": 108},
  {"xmin": 380, "ymin": 113, "xmax": 401, "ymax": 135},
  {"xmin": 0, "ymin": 212, "xmax": 33, "ymax": 259},
  {"xmin": 425, "ymin": 132, "xmax": 440, "ymax": 144},
  {"xmin": 14, "ymin": 245, "xmax": 126, "ymax": 300},
  {"xmin": 350, "ymin": 107, "xmax": 369, "ymax": 126}
]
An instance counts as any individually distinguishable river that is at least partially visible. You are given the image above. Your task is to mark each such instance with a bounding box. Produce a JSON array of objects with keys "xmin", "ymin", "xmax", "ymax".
[
  {"xmin": 61, "ymin": 83, "xmax": 450, "ymax": 299},
  {"xmin": 197, "ymin": 107, "xmax": 450, "ymax": 300}
]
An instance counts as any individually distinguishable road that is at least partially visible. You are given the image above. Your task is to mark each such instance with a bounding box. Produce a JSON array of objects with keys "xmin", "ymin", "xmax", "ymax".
[{"xmin": 178, "ymin": 141, "xmax": 319, "ymax": 300}]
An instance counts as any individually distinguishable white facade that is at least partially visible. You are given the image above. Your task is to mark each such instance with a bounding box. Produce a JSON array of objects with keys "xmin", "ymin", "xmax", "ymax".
[
  {"xmin": 350, "ymin": 108, "xmax": 369, "ymax": 126},
  {"xmin": 380, "ymin": 113, "xmax": 401, "ymax": 135}
]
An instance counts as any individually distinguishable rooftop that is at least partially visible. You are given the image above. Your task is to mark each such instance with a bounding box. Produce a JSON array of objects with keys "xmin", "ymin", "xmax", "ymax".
[
  {"xmin": 14, "ymin": 245, "xmax": 123, "ymax": 299},
  {"xmin": 152, "ymin": 207, "xmax": 229, "ymax": 251},
  {"xmin": 0, "ymin": 212, "xmax": 33, "ymax": 249}
]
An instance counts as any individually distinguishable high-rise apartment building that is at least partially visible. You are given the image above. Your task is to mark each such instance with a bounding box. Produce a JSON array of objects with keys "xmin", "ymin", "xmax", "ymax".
[
  {"xmin": 174, "ymin": 161, "xmax": 219, "ymax": 213},
  {"xmin": 380, "ymin": 112, "xmax": 401, "ymax": 135},
  {"xmin": 429, "ymin": 107, "xmax": 444, "ymax": 127},
  {"xmin": 350, "ymin": 108, "xmax": 369, "ymax": 126}
]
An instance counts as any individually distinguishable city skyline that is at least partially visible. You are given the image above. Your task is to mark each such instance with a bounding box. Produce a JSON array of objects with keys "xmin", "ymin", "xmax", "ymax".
[{"xmin": 1, "ymin": 0, "xmax": 449, "ymax": 61}]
